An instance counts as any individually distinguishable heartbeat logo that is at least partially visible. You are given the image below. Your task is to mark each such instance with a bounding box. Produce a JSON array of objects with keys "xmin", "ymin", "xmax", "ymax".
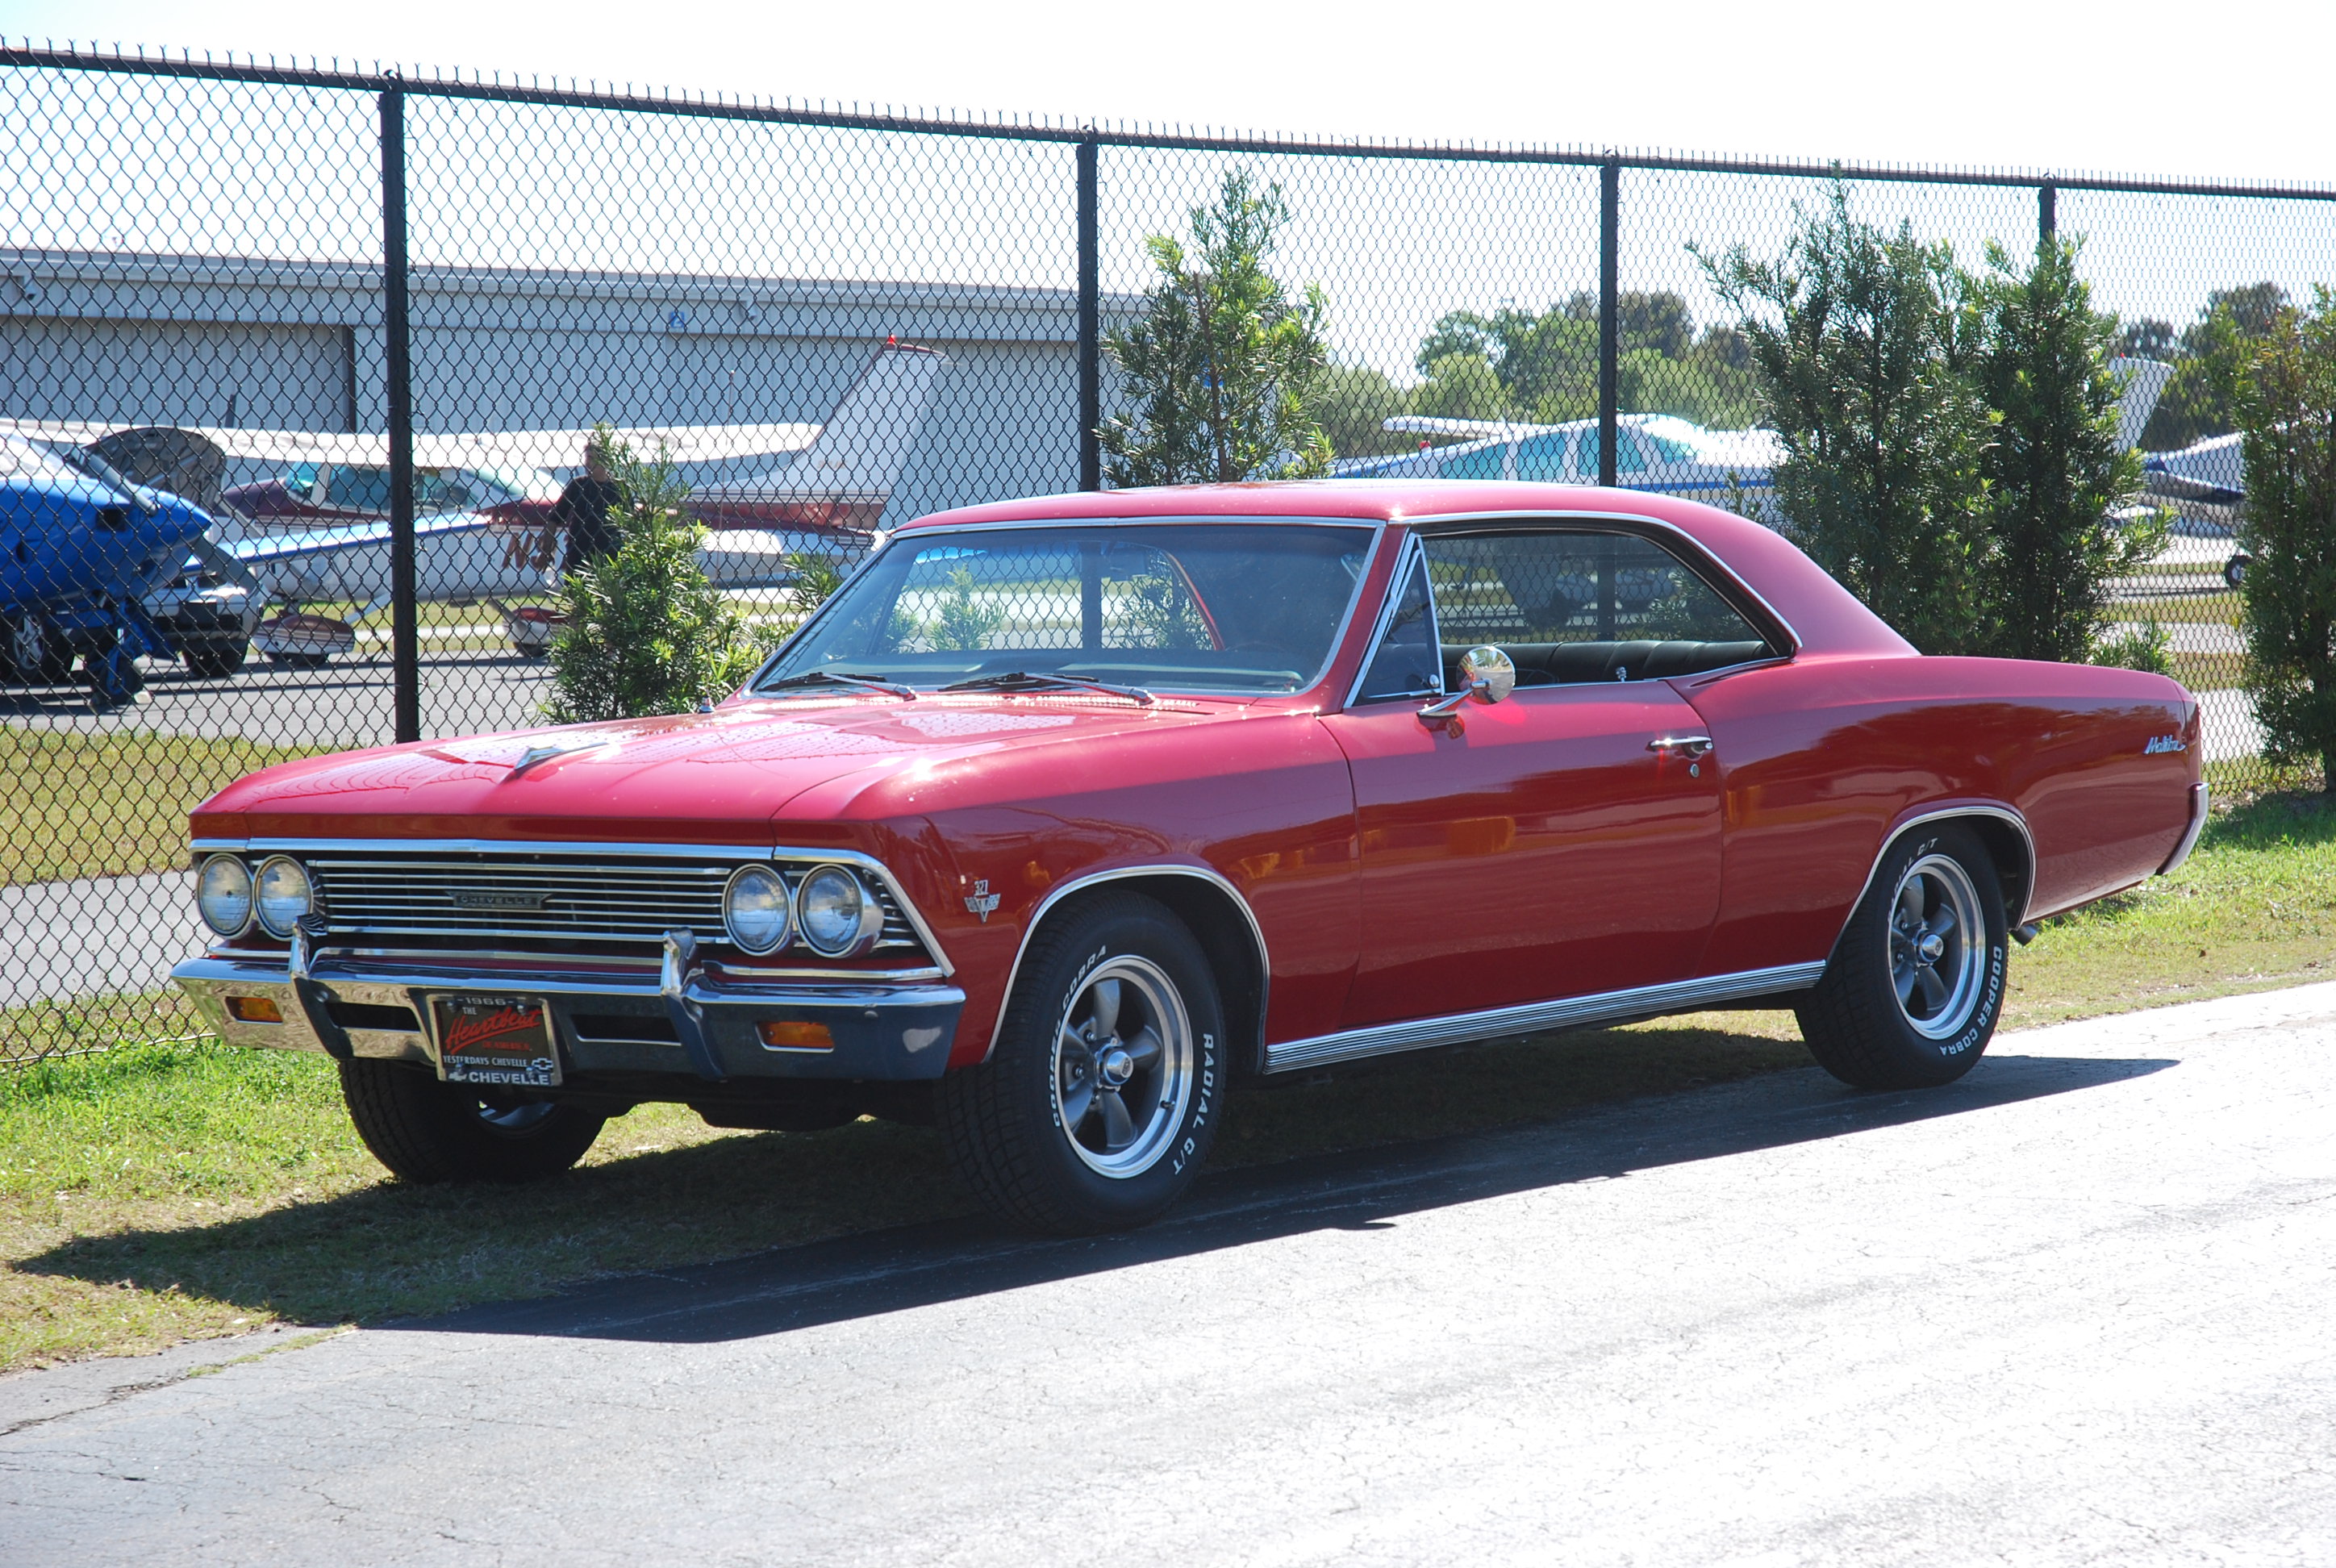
[{"xmin": 444, "ymin": 1004, "xmax": 541, "ymax": 1053}]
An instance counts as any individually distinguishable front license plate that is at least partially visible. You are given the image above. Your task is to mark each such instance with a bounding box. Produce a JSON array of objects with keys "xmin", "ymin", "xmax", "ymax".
[{"xmin": 428, "ymin": 994, "xmax": 562, "ymax": 1087}]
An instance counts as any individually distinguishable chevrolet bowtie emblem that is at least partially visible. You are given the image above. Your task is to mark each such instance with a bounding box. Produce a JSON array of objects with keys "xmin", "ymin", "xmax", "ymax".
[{"xmin": 964, "ymin": 879, "xmax": 1000, "ymax": 922}]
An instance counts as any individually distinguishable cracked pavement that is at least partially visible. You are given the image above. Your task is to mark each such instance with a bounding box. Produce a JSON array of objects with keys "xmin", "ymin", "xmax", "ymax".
[{"xmin": 3, "ymin": 983, "xmax": 2333, "ymax": 1566}]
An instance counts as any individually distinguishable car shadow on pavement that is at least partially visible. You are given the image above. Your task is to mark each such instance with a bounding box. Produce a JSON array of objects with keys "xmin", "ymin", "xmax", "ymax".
[{"xmin": 379, "ymin": 1049, "xmax": 2175, "ymax": 1347}]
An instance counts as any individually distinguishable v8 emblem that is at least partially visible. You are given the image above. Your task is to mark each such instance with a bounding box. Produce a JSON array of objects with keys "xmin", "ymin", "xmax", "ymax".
[{"xmin": 964, "ymin": 878, "xmax": 1000, "ymax": 922}]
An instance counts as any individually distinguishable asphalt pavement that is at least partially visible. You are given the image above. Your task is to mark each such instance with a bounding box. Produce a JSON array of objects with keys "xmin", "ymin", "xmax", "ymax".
[{"xmin": 5, "ymin": 982, "xmax": 2333, "ymax": 1566}]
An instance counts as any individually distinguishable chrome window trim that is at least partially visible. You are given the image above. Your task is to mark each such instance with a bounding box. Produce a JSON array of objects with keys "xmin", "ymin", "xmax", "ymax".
[
  {"xmin": 1398, "ymin": 507, "xmax": 1806, "ymax": 658},
  {"xmin": 982, "ymin": 863, "xmax": 1272, "ymax": 1062},
  {"xmin": 238, "ymin": 836, "xmax": 953, "ymax": 978},
  {"xmin": 749, "ymin": 515, "xmax": 1387, "ymax": 703},
  {"xmin": 1834, "ymin": 805, "xmax": 2039, "ymax": 944},
  {"xmin": 1341, "ymin": 531, "xmax": 1446, "ymax": 709},
  {"xmin": 1262, "ymin": 961, "xmax": 1827, "ymax": 1074}
]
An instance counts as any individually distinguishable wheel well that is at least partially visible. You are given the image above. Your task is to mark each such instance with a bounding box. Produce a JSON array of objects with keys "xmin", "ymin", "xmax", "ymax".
[
  {"xmin": 1030, "ymin": 874, "xmax": 1268, "ymax": 1078},
  {"xmin": 1882, "ymin": 812, "xmax": 2034, "ymax": 928}
]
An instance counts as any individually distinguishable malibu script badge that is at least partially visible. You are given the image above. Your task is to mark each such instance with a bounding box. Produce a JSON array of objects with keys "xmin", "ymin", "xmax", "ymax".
[{"xmin": 429, "ymin": 994, "xmax": 561, "ymax": 1086}]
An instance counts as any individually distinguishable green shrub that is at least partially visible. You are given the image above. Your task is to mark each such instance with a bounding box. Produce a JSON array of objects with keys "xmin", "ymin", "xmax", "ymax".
[{"xmin": 2234, "ymin": 289, "xmax": 2336, "ymax": 791}]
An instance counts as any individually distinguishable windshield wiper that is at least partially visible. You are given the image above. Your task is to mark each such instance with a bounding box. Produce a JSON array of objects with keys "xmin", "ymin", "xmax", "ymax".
[
  {"xmin": 761, "ymin": 669, "xmax": 918, "ymax": 700},
  {"xmin": 940, "ymin": 670, "xmax": 1154, "ymax": 706}
]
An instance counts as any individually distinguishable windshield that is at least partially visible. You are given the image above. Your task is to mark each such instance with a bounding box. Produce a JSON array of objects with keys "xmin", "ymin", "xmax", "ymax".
[{"xmin": 757, "ymin": 522, "xmax": 1375, "ymax": 696}]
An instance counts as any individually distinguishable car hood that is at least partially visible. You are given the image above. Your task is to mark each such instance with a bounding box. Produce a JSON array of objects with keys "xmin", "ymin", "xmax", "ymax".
[{"xmin": 196, "ymin": 694, "xmax": 1241, "ymax": 844}]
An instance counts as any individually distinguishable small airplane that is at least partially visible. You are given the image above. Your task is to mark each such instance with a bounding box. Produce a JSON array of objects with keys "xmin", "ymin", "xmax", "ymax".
[
  {"xmin": 0, "ymin": 432, "xmax": 217, "ymax": 707},
  {"xmin": 1335, "ymin": 358, "xmax": 2177, "ymax": 509},
  {"xmin": 0, "ymin": 340, "xmax": 947, "ymax": 664},
  {"xmin": 2139, "ymin": 432, "xmax": 2250, "ymax": 586}
]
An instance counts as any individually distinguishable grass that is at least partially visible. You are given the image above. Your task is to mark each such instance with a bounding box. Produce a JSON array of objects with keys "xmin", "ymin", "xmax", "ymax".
[
  {"xmin": 2, "ymin": 729, "xmax": 319, "ymax": 886},
  {"xmin": 3, "ymin": 785, "xmax": 2329, "ymax": 1373},
  {"xmin": 1, "ymin": 1018, "xmax": 1806, "ymax": 1371}
]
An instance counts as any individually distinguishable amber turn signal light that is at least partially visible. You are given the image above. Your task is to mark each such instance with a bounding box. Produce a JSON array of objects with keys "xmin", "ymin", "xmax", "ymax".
[
  {"xmin": 225, "ymin": 995, "xmax": 283, "ymax": 1024},
  {"xmin": 757, "ymin": 1020, "xmax": 833, "ymax": 1050}
]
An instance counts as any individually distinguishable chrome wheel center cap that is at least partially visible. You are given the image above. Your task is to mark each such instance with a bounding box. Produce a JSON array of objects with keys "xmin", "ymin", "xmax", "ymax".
[
  {"xmin": 1098, "ymin": 1046, "xmax": 1136, "ymax": 1087},
  {"xmin": 1917, "ymin": 932, "xmax": 1946, "ymax": 963}
]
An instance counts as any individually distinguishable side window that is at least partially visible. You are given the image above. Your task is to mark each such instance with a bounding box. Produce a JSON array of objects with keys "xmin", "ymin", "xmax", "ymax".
[
  {"xmin": 1515, "ymin": 432, "xmax": 1571, "ymax": 482},
  {"xmin": 1354, "ymin": 548, "xmax": 1441, "ymax": 700},
  {"xmin": 1416, "ymin": 529, "xmax": 1775, "ymax": 686}
]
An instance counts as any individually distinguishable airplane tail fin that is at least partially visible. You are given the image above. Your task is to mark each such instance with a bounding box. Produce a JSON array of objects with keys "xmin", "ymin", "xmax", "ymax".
[
  {"xmin": 773, "ymin": 342, "xmax": 947, "ymax": 499},
  {"xmin": 2109, "ymin": 357, "xmax": 2174, "ymax": 453}
]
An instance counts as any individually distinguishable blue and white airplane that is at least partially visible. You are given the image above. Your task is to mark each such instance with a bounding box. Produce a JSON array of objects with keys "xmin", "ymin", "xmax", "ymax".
[
  {"xmin": 1336, "ymin": 358, "xmax": 2176, "ymax": 513},
  {"xmin": 0, "ymin": 434, "xmax": 215, "ymax": 707}
]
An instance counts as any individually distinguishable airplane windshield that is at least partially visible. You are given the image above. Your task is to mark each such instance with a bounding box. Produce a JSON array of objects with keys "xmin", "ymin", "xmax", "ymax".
[{"xmin": 758, "ymin": 523, "xmax": 1374, "ymax": 697}]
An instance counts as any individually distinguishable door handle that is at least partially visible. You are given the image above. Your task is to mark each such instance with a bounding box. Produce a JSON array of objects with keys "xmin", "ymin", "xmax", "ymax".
[{"xmin": 1647, "ymin": 735, "xmax": 1715, "ymax": 758}]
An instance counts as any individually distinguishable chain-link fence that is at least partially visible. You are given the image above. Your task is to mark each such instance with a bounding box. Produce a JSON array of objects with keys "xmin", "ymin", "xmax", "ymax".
[{"xmin": 4, "ymin": 42, "xmax": 2330, "ymax": 1063}]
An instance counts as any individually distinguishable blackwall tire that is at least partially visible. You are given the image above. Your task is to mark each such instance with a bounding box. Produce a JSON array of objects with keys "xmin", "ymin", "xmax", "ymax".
[
  {"xmin": 183, "ymin": 638, "xmax": 250, "ymax": 678},
  {"xmin": 338, "ymin": 1060, "xmax": 607, "ymax": 1183},
  {"xmin": 1797, "ymin": 823, "xmax": 2009, "ymax": 1091},
  {"xmin": 936, "ymin": 891, "xmax": 1226, "ymax": 1235}
]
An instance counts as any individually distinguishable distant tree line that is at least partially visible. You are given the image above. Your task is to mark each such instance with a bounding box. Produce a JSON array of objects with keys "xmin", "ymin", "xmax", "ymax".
[{"xmin": 1314, "ymin": 292, "xmax": 1762, "ymax": 459}]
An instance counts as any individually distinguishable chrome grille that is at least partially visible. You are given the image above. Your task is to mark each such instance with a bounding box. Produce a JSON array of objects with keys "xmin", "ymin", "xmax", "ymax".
[{"xmin": 305, "ymin": 851, "xmax": 921, "ymax": 951}]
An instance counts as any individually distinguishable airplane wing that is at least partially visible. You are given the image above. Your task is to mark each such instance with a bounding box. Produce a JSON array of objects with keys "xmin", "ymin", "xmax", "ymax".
[
  {"xmin": 215, "ymin": 512, "xmax": 503, "ymax": 566},
  {"xmin": 0, "ymin": 419, "xmax": 823, "ymax": 471},
  {"xmin": 1381, "ymin": 415, "xmax": 1561, "ymax": 439}
]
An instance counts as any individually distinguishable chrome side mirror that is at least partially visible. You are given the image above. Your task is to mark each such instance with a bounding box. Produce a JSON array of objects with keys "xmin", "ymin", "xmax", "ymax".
[{"xmin": 1419, "ymin": 645, "xmax": 1516, "ymax": 730}]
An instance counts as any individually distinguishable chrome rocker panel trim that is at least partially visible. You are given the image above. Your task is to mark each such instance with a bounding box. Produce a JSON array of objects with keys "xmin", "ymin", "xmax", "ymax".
[
  {"xmin": 1262, "ymin": 961, "xmax": 1827, "ymax": 1075},
  {"xmin": 173, "ymin": 946, "xmax": 966, "ymax": 1083}
]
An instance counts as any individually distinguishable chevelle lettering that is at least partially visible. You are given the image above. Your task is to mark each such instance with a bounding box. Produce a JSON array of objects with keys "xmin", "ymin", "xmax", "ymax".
[{"xmin": 173, "ymin": 480, "xmax": 2207, "ymax": 1232}]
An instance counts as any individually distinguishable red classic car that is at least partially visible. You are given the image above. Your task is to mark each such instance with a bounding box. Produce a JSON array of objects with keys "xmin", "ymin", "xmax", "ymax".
[{"xmin": 173, "ymin": 481, "xmax": 2206, "ymax": 1232}]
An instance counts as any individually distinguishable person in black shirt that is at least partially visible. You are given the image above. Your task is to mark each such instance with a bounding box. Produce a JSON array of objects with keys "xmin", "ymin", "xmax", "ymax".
[{"xmin": 557, "ymin": 439, "xmax": 624, "ymax": 576}]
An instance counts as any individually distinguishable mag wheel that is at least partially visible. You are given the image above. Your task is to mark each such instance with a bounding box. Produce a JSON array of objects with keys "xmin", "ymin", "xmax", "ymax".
[
  {"xmin": 937, "ymin": 891, "xmax": 1225, "ymax": 1234},
  {"xmin": 1798, "ymin": 824, "xmax": 2009, "ymax": 1090},
  {"xmin": 338, "ymin": 1060, "xmax": 607, "ymax": 1182}
]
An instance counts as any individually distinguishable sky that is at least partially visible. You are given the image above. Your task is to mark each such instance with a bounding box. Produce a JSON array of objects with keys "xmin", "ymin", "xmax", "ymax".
[{"xmin": 5, "ymin": 0, "xmax": 2334, "ymax": 185}]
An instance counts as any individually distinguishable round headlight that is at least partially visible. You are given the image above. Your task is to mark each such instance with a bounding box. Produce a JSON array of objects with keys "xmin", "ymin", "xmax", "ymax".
[
  {"xmin": 196, "ymin": 854, "xmax": 253, "ymax": 936},
  {"xmin": 797, "ymin": 865, "xmax": 878, "ymax": 957},
  {"xmin": 252, "ymin": 856, "xmax": 314, "ymax": 939},
  {"xmin": 724, "ymin": 865, "xmax": 793, "ymax": 954}
]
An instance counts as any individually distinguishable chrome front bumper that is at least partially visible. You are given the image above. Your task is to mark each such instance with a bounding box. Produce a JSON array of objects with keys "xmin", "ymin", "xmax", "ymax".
[{"xmin": 170, "ymin": 927, "xmax": 964, "ymax": 1083}]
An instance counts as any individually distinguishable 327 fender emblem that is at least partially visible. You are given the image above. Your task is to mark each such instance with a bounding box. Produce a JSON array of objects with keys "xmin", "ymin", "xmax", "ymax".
[{"xmin": 964, "ymin": 879, "xmax": 1000, "ymax": 921}]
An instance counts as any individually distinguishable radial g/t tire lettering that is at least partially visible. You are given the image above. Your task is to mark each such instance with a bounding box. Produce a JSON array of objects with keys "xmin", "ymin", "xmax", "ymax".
[
  {"xmin": 338, "ymin": 1060, "xmax": 607, "ymax": 1182},
  {"xmin": 1797, "ymin": 823, "xmax": 2010, "ymax": 1091},
  {"xmin": 936, "ymin": 890, "xmax": 1226, "ymax": 1235}
]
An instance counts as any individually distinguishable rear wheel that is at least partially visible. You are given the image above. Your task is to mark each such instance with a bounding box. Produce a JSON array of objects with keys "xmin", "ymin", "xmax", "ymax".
[
  {"xmin": 338, "ymin": 1060, "xmax": 607, "ymax": 1182},
  {"xmin": 936, "ymin": 892, "xmax": 1225, "ymax": 1234},
  {"xmin": 182, "ymin": 637, "xmax": 249, "ymax": 678},
  {"xmin": 1798, "ymin": 824, "xmax": 2009, "ymax": 1090}
]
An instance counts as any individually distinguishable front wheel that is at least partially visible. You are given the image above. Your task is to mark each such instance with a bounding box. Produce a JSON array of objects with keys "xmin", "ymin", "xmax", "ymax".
[
  {"xmin": 1797, "ymin": 824, "xmax": 2009, "ymax": 1090},
  {"xmin": 936, "ymin": 892, "xmax": 1226, "ymax": 1234},
  {"xmin": 338, "ymin": 1060, "xmax": 607, "ymax": 1182}
]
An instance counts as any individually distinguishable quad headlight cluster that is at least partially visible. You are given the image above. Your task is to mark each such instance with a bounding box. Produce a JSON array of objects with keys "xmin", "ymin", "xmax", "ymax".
[
  {"xmin": 723, "ymin": 863, "xmax": 884, "ymax": 958},
  {"xmin": 197, "ymin": 853, "xmax": 317, "ymax": 939}
]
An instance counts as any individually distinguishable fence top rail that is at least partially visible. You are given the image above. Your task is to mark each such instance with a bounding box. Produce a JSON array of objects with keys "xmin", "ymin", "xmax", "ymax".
[{"xmin": 10, "ymin": 37, "xmax": 2336, "ymax": 202}]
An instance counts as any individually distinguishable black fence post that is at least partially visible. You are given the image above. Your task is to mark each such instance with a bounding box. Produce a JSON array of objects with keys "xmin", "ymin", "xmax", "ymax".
[
  {"xmin": 2038, "ymin": 181, "xmax": 2058, "ymax": 251},
  {"xmin": 1598, "ymin": 156, "xmax": 1620, "ymax": 490},
  {"xmin": 379, "ymin": 79, "xmax": 419, "ymax": 744},
  {"xmin": 1077, "ymin": 134, "xmax": 1101, "ymax": 492}
]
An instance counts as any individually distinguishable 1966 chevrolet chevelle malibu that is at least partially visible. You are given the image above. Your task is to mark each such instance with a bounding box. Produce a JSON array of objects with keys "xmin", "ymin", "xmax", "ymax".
[{"xmin": 173, "ymin": 480, "xmax": 2206, "ymax": 1232}]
